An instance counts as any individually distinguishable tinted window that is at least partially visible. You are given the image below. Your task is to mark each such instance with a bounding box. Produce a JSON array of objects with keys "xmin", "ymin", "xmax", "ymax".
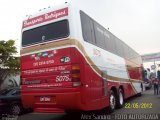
[
  {"xmin": 22, "ymin": 20, "xmax": 69, "ymax": 46},
  {"xmin": 128, "ymin": 48, "xmax": 134, "ymax": 60},
  {"xmin": 80, "ymin": 11, "xmax": 96, "ymax": 44},
  {"xmin": 94, "ymin": 21, "xmax": 105, "ymax": 49},
  {"xmin": 110, "ymin": 34, "xmax": 118, "ymax": 55},
  {"xmin": 80, "ymin": 11, "xmax": 119, "ymax": 54},
  {"xmin": 115, "ymin": 38, "xmax": 125, "ymax": 58},
  {"xmin": 80, "ymin": 10, "xmax": 140, "ymax": 64},
  {"xmin": 104, "ymin": 30, "xmax": 111, "ymax": 52}
]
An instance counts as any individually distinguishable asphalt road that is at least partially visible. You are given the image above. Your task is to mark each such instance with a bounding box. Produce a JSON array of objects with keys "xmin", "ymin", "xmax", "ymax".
[{"xmin": 6, "ymin": 87, "xmax": 160, "ymax": 120}]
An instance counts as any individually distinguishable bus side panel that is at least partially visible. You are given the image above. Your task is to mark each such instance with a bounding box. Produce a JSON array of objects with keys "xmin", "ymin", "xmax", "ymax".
[
  {"xmin": 126, "ymin": 60, "xmax": 143, "ymax": 81},
  {"xmin": 70, "ymin": 47, "xmax": 105, "ymax": 110},
  {"xmin": 125, "ymin": 60, "xmax": 143, "ymax": 94},
  {"xmin": 70, "ymin": 47, "xmax": 91, "ymax": 105}
]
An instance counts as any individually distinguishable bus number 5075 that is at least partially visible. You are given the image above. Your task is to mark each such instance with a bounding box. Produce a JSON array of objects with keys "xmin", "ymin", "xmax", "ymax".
[{"xmin": 56, "ymin": 75, "xmax": 71, "ymax": 82}]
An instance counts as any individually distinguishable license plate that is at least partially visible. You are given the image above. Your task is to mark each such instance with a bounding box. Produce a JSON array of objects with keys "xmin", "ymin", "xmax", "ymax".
[{"xmin": 40, "ymin": 96, "xmax": 51, "ymax": 102}]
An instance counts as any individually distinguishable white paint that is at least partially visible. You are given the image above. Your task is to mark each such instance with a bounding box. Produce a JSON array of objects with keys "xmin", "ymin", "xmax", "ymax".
[
  {"xmin": 132, "ymin": 82, "xmax": 142, "ymax": 93},
  {"xmin": 84, "ymin": 42, "xmax": 129, "ymax": 79}
]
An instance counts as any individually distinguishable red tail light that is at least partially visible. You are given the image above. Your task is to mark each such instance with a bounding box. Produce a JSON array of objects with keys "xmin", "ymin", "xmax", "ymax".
[
  {"xmin": 71, "ymin": 65, "xmax": 80, "ymax": 87},
  {"xmin": 20, "ymin": 75, "xmax": 23, "ymax": 85}
]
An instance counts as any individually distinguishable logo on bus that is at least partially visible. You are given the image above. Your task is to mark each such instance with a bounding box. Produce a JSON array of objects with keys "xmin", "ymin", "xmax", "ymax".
[
  {"xmin": 60, "ymin": 56, "xmax": 70, "ymax": 63},
  {"xmin": 42, "ymin": 35, "xmax": 46, "ymax": 41},
  {"xmin": 31, "ymin": 51, "xmax": 55, "ymax": 61},
  {"xmin": 93, "ymin": 48, "xmax": 101, "ymax": 56}
]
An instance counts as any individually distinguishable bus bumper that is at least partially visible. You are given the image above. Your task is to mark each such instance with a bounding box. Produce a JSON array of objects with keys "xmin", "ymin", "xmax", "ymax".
[{"xmin": 21, "ymin": 90, "xmax": 82, "ymax": 113}]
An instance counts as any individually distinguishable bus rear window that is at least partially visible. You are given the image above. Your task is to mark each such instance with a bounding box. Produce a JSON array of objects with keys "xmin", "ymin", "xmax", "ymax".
[{"xmin": 22, "ymin": 20, "xmax": 69, "ymax": 47}]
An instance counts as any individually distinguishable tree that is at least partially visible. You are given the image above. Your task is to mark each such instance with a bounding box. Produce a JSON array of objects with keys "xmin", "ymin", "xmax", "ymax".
[{"xmin": 0, "ymin": 40, "xmax": 20, "ymax": 89}]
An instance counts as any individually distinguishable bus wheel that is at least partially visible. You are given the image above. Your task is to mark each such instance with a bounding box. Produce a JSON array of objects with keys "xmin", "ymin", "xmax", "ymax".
[
  {"xmin": 117, "ymin": 89, "xmax": 124, "ymax": 108},
  {"xmin": 109, "ymin": 90, "xmax": 116, "ymax": 113}
]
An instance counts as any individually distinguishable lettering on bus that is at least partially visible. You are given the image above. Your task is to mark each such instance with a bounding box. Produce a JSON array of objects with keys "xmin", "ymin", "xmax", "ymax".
[
  {"xmin": 27, "ymin": 83, "xmax": 63, "ymax": 88},
  {"xmin": 33, "ymin": 60, "xmax": 54, "ymax": 67},
  {"xmin": 56, "ymin": 75, "xmax": 71, "ymax": 82},
  {"xmin": 23, "ymin": 80, "xmax": 41, "ymax": 85},
  {"xmin": 22, "ymin": 66, "xmax": 68, "ymax": 75},
  {"xmin": 23, "ymin": 8, "xmax": 68, "ymax": 28}
]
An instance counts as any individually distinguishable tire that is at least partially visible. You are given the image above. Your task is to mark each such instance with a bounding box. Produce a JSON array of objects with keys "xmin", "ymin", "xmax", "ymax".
[
  {"xmin": 109, "ymin": 90, "xmax": 116, "ymax": 113},
  {"xmin": 10, "ymin": 103, "xmax": 22, "ymax": 115},
  {"xmin": 116, "ymin": 89, "xmax": 124, "ymax": 108}
]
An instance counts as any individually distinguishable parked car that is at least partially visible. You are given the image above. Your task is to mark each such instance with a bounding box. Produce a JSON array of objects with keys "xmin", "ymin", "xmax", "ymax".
[
  {"xmin": 144, "ymin": 79, "xmax": 152, "ymax": 90},
  {"xmin": 0, "ymin": 87, "xmax": 23, "ymax": 115}
]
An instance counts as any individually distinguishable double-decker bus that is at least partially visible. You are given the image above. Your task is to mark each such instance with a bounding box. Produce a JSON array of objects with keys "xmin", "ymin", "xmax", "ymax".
[{"xmin": 20, "ymin": 3, "xmax": 143, "ymax": 113}]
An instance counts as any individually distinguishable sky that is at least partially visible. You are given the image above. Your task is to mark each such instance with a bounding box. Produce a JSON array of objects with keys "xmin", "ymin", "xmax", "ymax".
[{"xmin": 0, "ymin": 0, "xmax": 160, "ymax": 58}]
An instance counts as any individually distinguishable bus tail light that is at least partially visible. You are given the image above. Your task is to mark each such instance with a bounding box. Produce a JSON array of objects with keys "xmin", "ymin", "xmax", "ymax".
[
  {"xmin": 71, "ymin": 65, "xmax": 81, "ymax": 87},
  {"xmin": 20, "ymin": 75, "xmax": 22, "ymax": 85}
]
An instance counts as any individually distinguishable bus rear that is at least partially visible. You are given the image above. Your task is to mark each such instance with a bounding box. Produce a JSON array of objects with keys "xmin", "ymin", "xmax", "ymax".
[
  {"xmin": 20, "ymin": 4, "xmax": 87, "ymax": 113},
  {"xmin": 21, "ymin": 3, "xmax": 142, "ymax": 114}
]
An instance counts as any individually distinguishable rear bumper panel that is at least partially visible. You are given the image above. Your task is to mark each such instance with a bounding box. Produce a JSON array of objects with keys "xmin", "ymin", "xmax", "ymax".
[{"xmin": 21, "ymin": 89, "xmax": 83, "ymax": 113}]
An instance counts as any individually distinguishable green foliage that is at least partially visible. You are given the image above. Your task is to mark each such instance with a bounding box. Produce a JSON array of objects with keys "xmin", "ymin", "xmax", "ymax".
[{"xmin": 0, "ymin": 40, "xmax": 20, "ymax": 85}]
